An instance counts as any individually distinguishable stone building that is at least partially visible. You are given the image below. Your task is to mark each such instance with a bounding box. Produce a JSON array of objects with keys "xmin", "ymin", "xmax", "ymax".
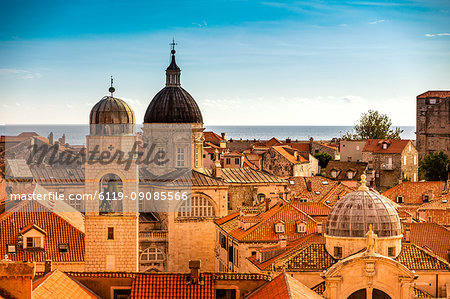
[
  {"xmin": 244, "ymin": 176, "xmax": 450, "ymax": 299},
  {"xmin": 262, "ymin": 145, "xmax": 318, "ymax": 177},
  {"xmin": 362, "ymin": 139, "xmax": 418, "ymax": 191},
  {"xmin": 339, "ymin": 140, "xmax": 366, "ymax": 162},
  {"xmin": 416, "ymin": 90, "xmax": 450, "ymax": 160}
]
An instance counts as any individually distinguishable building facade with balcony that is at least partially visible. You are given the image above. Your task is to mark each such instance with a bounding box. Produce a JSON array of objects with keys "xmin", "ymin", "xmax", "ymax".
[{"xmin": 362, "ymin": 139, "xmax": 418, "ymax": 191}]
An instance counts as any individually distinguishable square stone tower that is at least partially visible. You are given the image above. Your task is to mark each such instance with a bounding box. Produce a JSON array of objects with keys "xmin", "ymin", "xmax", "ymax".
[{"xmin": 84, "ymin": 92, "xmax": 139, "ymax": 272}]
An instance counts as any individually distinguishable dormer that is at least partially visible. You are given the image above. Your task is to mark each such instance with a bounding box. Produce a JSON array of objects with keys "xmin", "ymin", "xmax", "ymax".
[
  {"xmin": 19, "ymin": 224, "xmax": 46, "ymax": 251},
  {"xmin": 296, "ymin": 220, "xmax": 307, "ymax": 233},
  {"xmin": 379, "ymin": 140, "xmax": 391, "ymax": 150},
  {"xmin": 274, "ymin": 221, "xmax": 285, "ymax": 233}
]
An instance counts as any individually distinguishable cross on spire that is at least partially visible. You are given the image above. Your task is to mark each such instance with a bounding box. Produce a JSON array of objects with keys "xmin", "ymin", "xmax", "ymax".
[{"xmin": 170, "ymin": 38, "xmax": 177, "ymax": 53}]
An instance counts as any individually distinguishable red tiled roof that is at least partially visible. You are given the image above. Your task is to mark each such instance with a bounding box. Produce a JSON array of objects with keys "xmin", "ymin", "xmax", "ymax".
[
  {"xmin": 417, "ymin": 90, "xmax": 450, "ymax": 99},
  {"xmin": 382, "ymin": 181, "xmax": 446, "ymax": 204},
  {"xmin": 130, "ymin": 273, "xmax": 214, "ymax": 299},
  {"xmin": 404, "ymin": 222, "xmax": 450, "ymax": 262},
  {"xmin": 291, "ymin": 202, "xmax": 330, "ymax": 217},
  {"xmin": 203, "ymin": 131, "xmax": 224, "ymax": 144},
  {"xmin": 417, "ymin": 193, "xmax": 450, "ymax": 210},
  {"xmin": 248, "ymin": 234, "xmax": 327, "ymax": 271},
  {"xmin": 202, "ymin": 167, "xmax": 286, "ymax": 184},
  {"xmin": 266, "ymin": 137, "xmax": 282, "ymax": 147},
  {"xmin": 396, "ymin": 243, "xmax": 450, "ymax": 270},
  {"xmin": 272, "ymin": 146, "xmax": 308, "ymax": 164},
  {"xmin": 282, "ymin": 143, "xmax": 310, "ymax": 152},
  {"xmin": 33, "ymin": 269, "xmax": 100, "ymax": 298},
  {"xmin": 217, "ymin": 201, "xmax": 316, "ymax": 242},
  {"xmin": 362, "ymin": 139, "xmax": 411, "ymax": 154},
  {"xmin": 247, "ymin": 272, "xmax": 322, "ymax": 299},
  {"xmin": 0, "ymin": 197, "xmax": 85, "ymax": 263}
]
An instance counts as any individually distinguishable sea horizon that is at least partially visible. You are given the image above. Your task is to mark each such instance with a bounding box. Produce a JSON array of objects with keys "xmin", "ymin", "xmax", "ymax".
[{"xmin": 1, "ymin": 124, "xmax": 416, "ymax": 146}]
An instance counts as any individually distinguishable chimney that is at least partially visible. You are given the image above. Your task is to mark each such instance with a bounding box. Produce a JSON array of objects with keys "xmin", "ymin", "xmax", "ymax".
[
  {"xmin": 316, "ymin": 222, "xmax": 323, "ymax": 235},
  {"xmin": 44, "ymin": 260, "xmax": 53, "ymax": 275},
  {"xmin": 306, "ymin": 180, "xmax": 312, "ymax": 192},
  {"xmin": 404, "ymin": 225, "xmax": 411, "ymax": 243},
  {"xmin": 59, "ymin": 133, "xmax": 65, "ymax": 145},
  {"xmin": 188, "ymin": 260, "xmax": 201, "ymax": 284},
  {"xmin": 286, "ymin": 138, "xmax": 291, "ymax": 144},
  {"xmin": 221, "ymin": 132, "xmax": 226, "ymax": 139},
  {"xmin": 265, "ymin": 197, "xmax": 270, "ymax": 211},
  {"xmin": 279, "ymin": 234, "xmax": 287, "ymax": 248},
  {"xmin": 212, "ymin": 149, "xmax": 222, "ymax": 177},
  {"xmin": 48, "ymin": 132, "xmax": 54, "ymax": 145}
]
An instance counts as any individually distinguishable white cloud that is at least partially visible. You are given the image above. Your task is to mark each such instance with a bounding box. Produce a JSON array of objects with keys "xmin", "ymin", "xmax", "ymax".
[
  {"xmin": 0, "ymin": 68, "xmax": 41, "ymax": 79},
  {"xmin": 425, "ymin": 33, "xmax": 450, "ymax": 37},
  {"xmin": 122, "ymin": 97, "xmax": 143, "ymax": 107},
  {"xmin": 369, "ymin": 19, "xmax": 387, "ymax": 25}
]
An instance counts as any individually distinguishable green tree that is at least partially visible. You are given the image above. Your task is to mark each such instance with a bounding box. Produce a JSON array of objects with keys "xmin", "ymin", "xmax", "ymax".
[
  {"xmin": 419, "ymin": 150, "xmax": 449, "ymax": 181},
  {"xmin": 315, "ymin": 152, "xmax": 333, "ymax": 169},
  {"xmin": 342, "ymin": 110, "xmax": 403, "ymax": 140}
]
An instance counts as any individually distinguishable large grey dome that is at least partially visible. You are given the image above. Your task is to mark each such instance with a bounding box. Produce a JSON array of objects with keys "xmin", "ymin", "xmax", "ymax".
[
  {"xmin": 326, "ymin": 189, "xmax": 401, "ymax": 238},
  {"xmin": 144, "ymin": 48, "xmax": 203, "ymax": 124},
  {"xmin": 144, "ymin": 87, "xmax": 203, "ymax": 123}
]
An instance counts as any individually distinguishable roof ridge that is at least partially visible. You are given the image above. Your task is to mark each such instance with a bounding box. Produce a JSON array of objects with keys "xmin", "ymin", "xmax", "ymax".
[{"xmin": 283, "ymin": 272, "xmax": 294, "ymax": 299}]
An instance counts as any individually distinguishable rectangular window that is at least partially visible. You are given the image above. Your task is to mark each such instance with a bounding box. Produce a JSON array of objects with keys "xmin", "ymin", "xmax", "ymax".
[
  {"xmin": 226, "ymin": 158, "xmax": 231, "ymax": 164},
  {"xmin": 356, "ymin": 145, "xmax": 360, "ymax": 150},
  {"xmin": 403, "ymin": 156, "xmax": 406, "ymax": 165},
  {"xmin": 396, "ymin": 196, "xmax": 404, "ymax": 203},
  {"xmin": 423, "ymin": 195, "xmax": 429, "ymax": 203},
  {"xmin": 388, "ymin": 247, "xmax": 395, "ymax": 257},
  {"xmin": 216, "ymin": 289, "xmax": 237, "ymax": 299},
  {"xmin": 176, "ymin": 147, "xmax": 185, "ymax": 167},
  {"xmin": 107, "ymin": 227, "xmax": 114, "ymax": 240},
  {"xmin": 413, "ymin": 155, "xmax": 417, "ymax": 165},
  {"xmin": 6, "ymin": 244, "xmax": 16, "ymax": 254},
  {"xmin": 429, "ymin": 98, "xmax": 437, "ymax": 104},
  {"xmin": 26, "ymin": 237, "xmax": 41, "ymax": 248},
  {"xmin": 235, "ymin": 158, "xmax": 239, "ymax": 164},
  {"xmin": 58, "ymin": 243, "xmax": 69, "ymax": 253},
  {"xmin": 334, "ymin": 247, "xmax": 342, "ymax": 258}
]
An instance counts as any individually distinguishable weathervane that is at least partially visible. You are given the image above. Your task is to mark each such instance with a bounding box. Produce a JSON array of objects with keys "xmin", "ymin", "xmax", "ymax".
[{"xmin": 109, "ymin": 76, "xmax": 115, "ymax": 97}]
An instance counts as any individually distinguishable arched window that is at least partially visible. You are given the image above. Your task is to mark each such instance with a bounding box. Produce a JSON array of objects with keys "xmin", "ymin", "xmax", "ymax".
[
  {"xmin": 257, "ymin": 194, "xmax": 266, "ymax": 204},
  {"xmin": 177, "ymin": 195, "xmax": 216, "ymax": 218},
  {"xmin": 99, "ymin": 173, "xmax": 123, "ymax": 214},
  {"xmin": 140, "ymin": 247, "xmax": 164, "ymax": 263}
]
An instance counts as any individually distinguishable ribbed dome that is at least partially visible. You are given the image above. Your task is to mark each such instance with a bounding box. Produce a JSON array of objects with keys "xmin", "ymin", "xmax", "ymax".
[
  {"xmin": 326, "ymin": 189, "xmax": 401, "ymax": 238},
  {"xmin": 144, "ymin": 87, "xmax": 203, "ymax": 123},
  {"xmin": 90, "ymin": 96, "xmax": 135, "ymax": 125}
]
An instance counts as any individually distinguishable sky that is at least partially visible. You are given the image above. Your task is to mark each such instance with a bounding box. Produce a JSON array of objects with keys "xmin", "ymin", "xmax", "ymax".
[{"xmin": 0, "ymin": 0, "xmax": 449, "ymax": 126}]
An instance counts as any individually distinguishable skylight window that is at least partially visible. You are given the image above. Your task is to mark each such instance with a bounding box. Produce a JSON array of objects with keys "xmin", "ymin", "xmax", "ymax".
[
  {"xmin": 322, "ymin": 181, "xmax": 328, "ymax": 185},
  {"xmin": 289, "ymin": 180, "xmax": 295, "ymax": 185}
]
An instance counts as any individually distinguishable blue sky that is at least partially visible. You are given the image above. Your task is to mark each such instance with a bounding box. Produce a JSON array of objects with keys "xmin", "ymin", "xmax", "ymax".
[{"xmin": 0, "ymin": 0, "xmax": 449, "ymax": 125}]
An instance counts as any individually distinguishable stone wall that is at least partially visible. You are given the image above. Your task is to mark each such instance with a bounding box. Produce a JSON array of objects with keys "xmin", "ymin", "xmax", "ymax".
[
  {"xmin": 416, "ymin": 95, "xmax": 450, "ymax": 160},
  {"xmin": 261, "ymin": 148, "xmax": 293, "ymax": 177}
]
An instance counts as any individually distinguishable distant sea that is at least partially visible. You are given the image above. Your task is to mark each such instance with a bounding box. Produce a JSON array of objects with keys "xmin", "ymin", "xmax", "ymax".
[{"xmin": 1, "ymin": 125, "xmax": 415, "ymax": 145}]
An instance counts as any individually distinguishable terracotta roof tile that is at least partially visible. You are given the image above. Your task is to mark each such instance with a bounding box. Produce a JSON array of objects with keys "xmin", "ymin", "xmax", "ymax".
[
  {"xmin": 130, "ymin": 273, "xmax": 214, "ymax": 299},
  {"xmin": 33, "ymin": 269, "xmax": 100, "ymax": 298},
  {"xmin": 396, "ymin": 243, "xmax": 450, "ymax": 270},
  {"xmin": 247, "ymin": 272, "xmax": 322, "ymax": 299},
  {"xmin": 202, "ymin": 167, "xmax": 286, "ymax": 184},
  {"xmin": 383, "ymin": 181, "xmax": 446, "ymax": 204},
  {"xmin": 413, "ymin": 287, "xmax": 433, "ymax": 298},
  {"xmin": 203, "ymin": 131, "xmax": 224, "ymax": 145},
  {"xmin": 323, "ymin": 161, "xmax": 368, "ymax": 181},
  {"xmin": 417, "ymin": 90, "xmax": 450, "ymax": 99},
  {"xmin": 311, "ymin": 281, "xmax": 325, "ymax": 295},
  {"xmin": 216, "ymin": 201, "xmax": 316, "ymax": 243},
  {"xmin": 0, "ymin": 187, "xmax": 85, "ymax": 263},
  {"xmin": 404, "ymin": 223, "xmax": 450, "ymax": 262},
  {"xmin": 417, "ymin": 193, "xmax": 450, "ymax": 210},
  {"xmin": 363, "ymin": 139, "xmax": 411, "ymax": 154},
  {"xmin": 272, "ymin": 146, "xmax": 308, "ymax": 164}
]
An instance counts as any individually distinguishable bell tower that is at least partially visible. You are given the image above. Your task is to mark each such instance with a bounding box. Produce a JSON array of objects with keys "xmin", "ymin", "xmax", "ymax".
[{"xmin": 84, "ymin": 81, "xmax": 139, "ymax": 272}]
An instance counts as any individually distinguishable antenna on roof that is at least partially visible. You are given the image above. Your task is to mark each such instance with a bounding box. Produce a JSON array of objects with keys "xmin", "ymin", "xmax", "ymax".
[{"xmin": 109, "ymin": 76, "xmax": 115, "ymax": 97}]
